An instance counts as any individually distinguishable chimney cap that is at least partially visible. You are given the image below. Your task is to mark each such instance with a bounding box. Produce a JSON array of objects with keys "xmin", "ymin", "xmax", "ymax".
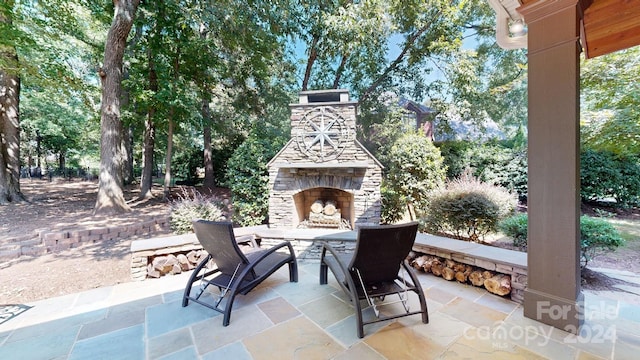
[{"xmin": 298, "ymin": 89, "xmax": 350, "ymax": 104}]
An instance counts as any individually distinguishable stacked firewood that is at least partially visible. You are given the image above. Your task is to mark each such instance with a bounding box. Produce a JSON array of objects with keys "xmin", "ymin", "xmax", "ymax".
[
  {"xmin": 309, "ymin": 199, "xmax": 342, "ymax": 225},
  {"xmin": 408, "ymin": 252, "xmax": 511, "ymax": 296},
  {"xmin": 147, "ymin": 250, "xmax": 208, "ymax": 278}
]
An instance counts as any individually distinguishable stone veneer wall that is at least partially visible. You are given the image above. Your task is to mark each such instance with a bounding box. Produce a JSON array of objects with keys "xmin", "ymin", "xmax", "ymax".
[
  {"xmin": 257, "ymin": 237, "xmax": 357, "ymax": 261},
  {"xmin": 268, "ymin": 100, "xmax": 382, "ymax": 228},
  {"xmin": 268, "ymin": 165, "xmax": 382, "ymax": 228}
]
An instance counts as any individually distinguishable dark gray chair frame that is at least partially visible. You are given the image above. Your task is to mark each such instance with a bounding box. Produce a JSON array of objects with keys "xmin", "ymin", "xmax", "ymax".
[
  {"xmin": 183, "ymin": 220, "xmax": 298, "ymax": 326},
  {"xmin": 319, "ymin": 222, "xmax": 428, "ymax": 338}
]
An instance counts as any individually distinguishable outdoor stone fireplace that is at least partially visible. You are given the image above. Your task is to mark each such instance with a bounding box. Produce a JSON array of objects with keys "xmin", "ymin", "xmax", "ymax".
[{"xmin": 267, "ymin": 89, "xmax": 383, "ymax": 229}]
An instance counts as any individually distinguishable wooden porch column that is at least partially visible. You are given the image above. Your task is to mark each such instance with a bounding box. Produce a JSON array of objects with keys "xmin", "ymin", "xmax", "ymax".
[{"xmin": 518, "ymin": 0, "xmax": 588, "ymax": 333}]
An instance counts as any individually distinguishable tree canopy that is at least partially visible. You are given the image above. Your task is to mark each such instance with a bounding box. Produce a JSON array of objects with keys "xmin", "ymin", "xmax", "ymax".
[{"xmin": 1, "ymin": 0, "xmax": 637, "ymax": 213}]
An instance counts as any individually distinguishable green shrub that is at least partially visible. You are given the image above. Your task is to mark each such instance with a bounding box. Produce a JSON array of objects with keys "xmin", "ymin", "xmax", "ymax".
[
  {"xmin": 580, "ymin": 149, "xmax": 640, "ymax": 208},
  {"xmin": 580, "ymin": 216, "xmax": 625, "ymax": 267},
  {"xmin": 497, "ymin": 213, "xmax": 528, "ymax": 249},
  {"xmin": 437, "ymin": 141, "xmax": 528, "ymax": 200},
  {"xmin": 173, "ymin": 146, "xmax": 203, "ymax": 185},
  {"xmin": 380, "ymin": 182, "xmax": 405, "ymax": 224},
  {"xmin": 169, "ymin": 188, "xmax": 226, "ymax": 234},
  {"xmin": 434, "ymin": 140, "xmax": 472, "ymax": 180},
  {"xmin": 498, "ymin": 214, "xmax": 625, "ymax": 267},
  {"xmin": 385, "ymin": 132, "xmax": 447, "ymax": 220},
  {"xmin": 422, "ymin": 173, "xmax": 517, "ymax": 241},
  {"xmin": 226, "ymin": 129, "xmax": 287, "ymax": 226}
]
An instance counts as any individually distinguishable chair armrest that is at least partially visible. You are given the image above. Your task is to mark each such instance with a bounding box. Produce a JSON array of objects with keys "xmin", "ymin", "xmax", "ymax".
[
  {"xmin": 321, "ymin": 243, "xmax": 351, "ymax": 280},
  {"xmin": 320, "ymin": 243, "xmax": 343, "ymax": 264},
  {"xmin": 235, "ymin": 234, "xmax": 259, "ymax": 248},
  {"xmin": 244, "ymin": 240, "xmax": 295, "ymax": 267}
]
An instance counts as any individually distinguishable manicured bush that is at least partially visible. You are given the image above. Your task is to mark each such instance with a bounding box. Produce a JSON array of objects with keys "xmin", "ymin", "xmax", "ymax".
[
  {"xmin": 580, "ymin": 149, "xmax": 640, "ymax": 208},
  {"xmin": 580, "ymin": 216, "xmax": 625, "ymax": 267},
  {"xmin": 169, "ymin": 188, "xmax": 226, "ymax": 234},
  {"xmin": 498, "ymin": 214, "xmax": 625, "ymax": 267},
  {"xmin": 422, "ymin": 173, "xmax": 517, "ymax": 241},
  {"xmin": 497, "ymin": 213, "xmax": 528, "ymax": 249},
  {"xmin": 385, "ymin": 132, "xmax": 447, "ymax": 220}
]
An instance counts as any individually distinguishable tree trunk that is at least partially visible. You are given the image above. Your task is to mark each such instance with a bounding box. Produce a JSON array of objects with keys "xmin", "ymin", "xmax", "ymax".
[
  {"xmin": 202, "ymin": 98, "xmax": 215, "ymax": 191},
  {"xmin": 0, "ymin": 153, "xmax": 8, "ymax": 204},
  {"xmin": 139, "ymin": 114, "xmax": 155, "ymax": 199},
  {"xmin": 332, "ymin": 53, "xmax": 348, "ymax": 89},
  {"xmin": 122, "ymin": 125, "xmax": 134, "ymax": 185},
  {"xmin": 139, "ymin": 49, "xmax": 157, "ymax": 199},
  {"xmin": 301, "ymin": 34, "xmax": 319, "ymax": 91},
  {"xmin": 58, "ymin": 151, "xmax": 66, "ymax": 172},
  {"xmin": 162, "ymin": 47, "xmax": 180, "ymax": 201},
  {"xmin": 36, "ymin": 130, "xmax": 41, "ymax": 168},
  {"xmin": 163, "ymin": 116, "xmax": 174, "ymax": 200},
  {"xmin": 94, "ymin": 0, "xmax": 140, "ymax": 215},
  {"xmin": 0, "ymin": 4, "xmax": 26, "ymax": 204}
]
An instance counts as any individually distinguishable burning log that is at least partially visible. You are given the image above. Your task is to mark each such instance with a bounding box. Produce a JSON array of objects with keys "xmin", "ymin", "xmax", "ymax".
[{"xmin": 484, "ymin": 274, "xmax": 512, "ymax": 296}]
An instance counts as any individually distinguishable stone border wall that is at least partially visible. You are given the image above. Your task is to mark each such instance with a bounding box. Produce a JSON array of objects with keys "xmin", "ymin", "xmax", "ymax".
[
  {"xmin": 0, "ymin": 216, "xmax": 170, "ymax": 262},
  {"xmin": 130, "ymin": 233, "xmax": 203, "ymax": 281},
  {"xmin": 413, "ymin": 233, "xmax": 527, "ymax": 304},
  {"xmin": 128, "ymin": 227, "xmax": 528, "ymax": 305}
]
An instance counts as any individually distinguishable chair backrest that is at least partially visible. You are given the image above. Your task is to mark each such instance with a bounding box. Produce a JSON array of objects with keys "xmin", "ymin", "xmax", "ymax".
[
  {"xmin": 192, "ymin": 220, "xmax": 251, "ymax": 276},
  {"xmin": 349, "ymin": 222, "xmax": 419, "ymax": 284}
]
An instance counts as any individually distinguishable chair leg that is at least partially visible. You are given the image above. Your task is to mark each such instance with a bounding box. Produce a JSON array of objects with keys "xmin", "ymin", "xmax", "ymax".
[
  {"xmin": 404, "ymin": 262, "xmax": 429, "ymax": 324},
  {"xmin": 319, "ymin": 261, "xmax": 328, "ymax": 285},
  {"xmin": 182, "ymin": 255, "xmax": 211, "ymax": 307},
  {"xmin": 354, "ymin": 296, "xmax": 365, "ymax": 339},
  {"xmin": 289, "ymin": 260, "xmax": 298, "ymax": 282},
  {"xmin": 222, "ymin": 289, "xmax": 240, "ymax": 326}
]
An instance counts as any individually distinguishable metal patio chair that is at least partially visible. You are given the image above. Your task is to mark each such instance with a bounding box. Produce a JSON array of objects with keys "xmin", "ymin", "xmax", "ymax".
[
  {"xmin": 319, "ymin": 221, "xmax": 428, "ymax": 338},
  {"xmin": 183, "ymin": 220, "xmax": 298, "ymax": 326}
]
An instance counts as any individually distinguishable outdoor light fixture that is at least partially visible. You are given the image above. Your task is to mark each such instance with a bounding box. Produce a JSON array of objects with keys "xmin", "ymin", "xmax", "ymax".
[
  {"xmin": 509, "ymin": 20, "xmax": 527, "ymax": 37},
  {"xmin": 487, "ymin": 0, "xmax": 527, "ymax": 50}
]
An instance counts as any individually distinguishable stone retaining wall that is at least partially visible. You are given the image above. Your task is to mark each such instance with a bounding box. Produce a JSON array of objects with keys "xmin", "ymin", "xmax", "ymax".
[{"xmin": 0, "ymin": 216, "xmax": 170, "ymax": 263}]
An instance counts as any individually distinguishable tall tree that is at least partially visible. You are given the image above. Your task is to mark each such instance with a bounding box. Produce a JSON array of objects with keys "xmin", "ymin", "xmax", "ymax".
[
  {"xmin": 94, "ymin": 0, "xmax": 140, "ymax": 214},
  {"xmin": 581, "ymin": 47, "xmax": 640, "ymax": 156},
  {"xmin": 0, "ymin": 0, "xmax": 25, "ymax": 204}
]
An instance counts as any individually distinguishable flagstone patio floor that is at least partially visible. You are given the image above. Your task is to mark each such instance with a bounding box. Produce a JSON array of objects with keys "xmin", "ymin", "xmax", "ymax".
[{"xmin": 1, "ymin": 260, "xmax": 639, "ymax": 359}]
